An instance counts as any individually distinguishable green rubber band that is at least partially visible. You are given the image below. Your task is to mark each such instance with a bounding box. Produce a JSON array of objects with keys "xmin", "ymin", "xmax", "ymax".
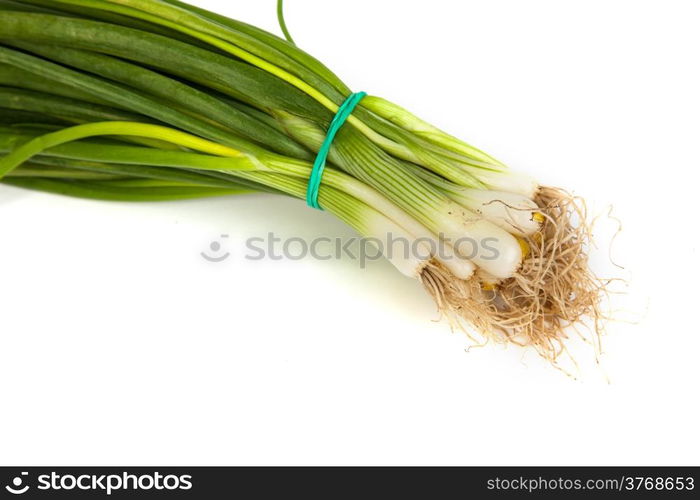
[{"xmin": 306, "ymin": 91, "xmax": 366, "ymax": 209}]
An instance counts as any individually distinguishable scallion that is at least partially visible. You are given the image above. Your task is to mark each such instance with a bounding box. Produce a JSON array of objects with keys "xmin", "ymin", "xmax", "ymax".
[{"xmin": 0, "ymin": 0, "xmax": 607, "ymax": 364}]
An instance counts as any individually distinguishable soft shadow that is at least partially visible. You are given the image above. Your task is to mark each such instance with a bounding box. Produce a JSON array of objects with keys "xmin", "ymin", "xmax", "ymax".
[
  {"xmin": 0, "ymin": 184, "xmax": 36, "ymax": 207},
  {"xmin": 147, "ymin": 193, "xmax": 438, "ymax": 321},
  {"xmin": 0, "ymin": 187, "xmax": 438, "ymax": 324}
]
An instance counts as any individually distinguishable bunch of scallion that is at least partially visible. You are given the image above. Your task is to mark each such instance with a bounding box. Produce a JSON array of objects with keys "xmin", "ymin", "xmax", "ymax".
[{"xmin": 0, "ymin": 0, "xmax": 606, "ymax": 362}]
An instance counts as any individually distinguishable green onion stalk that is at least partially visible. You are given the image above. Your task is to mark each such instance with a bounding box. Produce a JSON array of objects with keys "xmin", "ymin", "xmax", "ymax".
[{"xmin": 0, "ymin": 0, "xmax": 606, "ymax": 363}]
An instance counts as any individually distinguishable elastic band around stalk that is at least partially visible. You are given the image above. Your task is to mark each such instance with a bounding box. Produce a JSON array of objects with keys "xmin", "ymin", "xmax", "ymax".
[{"xmin": 306, "ymin": 91, "xmax": 366, "ymax": 209}]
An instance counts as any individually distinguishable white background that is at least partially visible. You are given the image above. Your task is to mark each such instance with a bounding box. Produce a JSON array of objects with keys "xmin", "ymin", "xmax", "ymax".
[{"xmin": 1, "ymin": 0, "xmax": 698, "ymax": 466}]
